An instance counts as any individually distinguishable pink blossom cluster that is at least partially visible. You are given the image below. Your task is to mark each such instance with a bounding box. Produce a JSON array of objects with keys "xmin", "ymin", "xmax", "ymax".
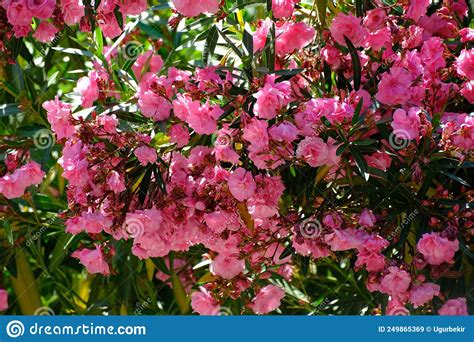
[
  {"xmin": 44, "ymin": 0, "xmax": 473, "ymax": 315},
  {"xmin": 0, "ymin": 160, "xmax": 45, "ymax": 199},
  {"xmin": 1, "ymin": 0, "xmax": 147, "ymax": 40}
]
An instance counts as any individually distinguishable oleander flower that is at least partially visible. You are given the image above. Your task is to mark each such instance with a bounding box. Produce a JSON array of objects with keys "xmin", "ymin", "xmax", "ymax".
[
  {"xmin": 171, "ymin": 0, "xmax": 219, "ymax": 17},
  {"xmin": 191, "ymin": 289, "xmax": 220, "ymax": 315},
  {"xmin": 417, "ymin": 233, "xmax": 459, "ymax": 265},
  {"xmin": 391, "ymin": 107, "xmax": 422, "ymax": 140},
  {"xmin": 251, "ymin": 285, "xmax": 285, "ymax": 314},
  {"xmin": 330, "ymin": 12, "xmax": 368, "ymax": 47},
  {"xmin": 72, "ymin": 245, "xmax": 110, "ymax": 275},
  {"xmin": 438, "ymin": 298, "xmax": 469, "ymax": 316}
]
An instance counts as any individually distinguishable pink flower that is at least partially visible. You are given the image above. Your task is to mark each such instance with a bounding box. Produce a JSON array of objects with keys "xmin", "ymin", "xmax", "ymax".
[
  {"xmin": 272, "ymin": 0, "xmax": 298, "ymax": 18},
  {"xmin": 247, "ymin": 175, "xmax": 284, "ymax": 219},
  {"xmin": 253, "ymin": 76, "xmax": 292, "ymax": 119},
  {"xmin": 119, "ymin": 0, "xmax": 148, "ymax": 16},
  {"xmin": 252, "ymin": 285, "xmax": 285, "ymax": 314},
  {"xmin": 43, "ymin": 97, "xmax": 76, "ymax": 140},
  {"xmin": 107, "ymin": 171, "xmax": 126, "ymax": 194},
  {"xmin": 228, "ymin": 167, "xmax": 256, "ymax": 202},
  {"xmin": 356, "ymin": 250, "xmax": 386, "ymax": 272},
  {"xmin": 359, "ymin": 209, "xmax": 376, "ymax": 228},
  {"xmin": 376, "ymin": 67, "xmax": 413, "ymax": 105},
  {"xmin": 363, "ymin": 8, "xmax": 386, "ymax": 30},
  {"xmin": 0, "ymin": 289, "xmax": 8, "ymax": 311},
  {"xmin": 409, "ymin": 283, "xmax": 440, "ymax": 308},
  {"xmin": 417, "ymin": 232, "xmax": 459, "ymax": 265},
  {"xmin": 171, "ymin": 0, "xmax": 220, "ymax": 17},
  {"xmin": 460, "ymin": 28, "xmax": 474, "ymax": 43},
  {"xmin": 72, "ymin": 245, "xmax": 110, "ymax": 275},
  {"xmin": 210, "ymin": 253, "xmax": 245, "ymax": 279},
  {"xmin": 59, "ymin": 141, "xmax": 89, "ymax": 187},
  {"xmin": 276, "ymin": 22, "xmax": 315, "ymax": 56},
  {"xmin": 460, "ymin": 81, "xmax": 474, "ymax": 103},
  {"xmin": 21, "ymin": 161, "xmax": 45, "ymax": 185},
  {"xmin": 26, "ymin": 0, "xmax": 56, "ymax": 18},
  {"xmin": 0, "ymin": 162, "xmax": 45, "ymax": 199},
  {"xmin": 97, "ymin": 114, "xmax": 118, "ymax": 133},
  {"xmin": 296, "ymin": 137, "xmax": 340, "ymax": 168},
  {"xmin": 98, "ymin": 12, "xmax": 122, "ymax": 38},
  {"xmin": 191, "ymin": 288, "xmax": 220, "ymax": 315},
  {"xmin": 138, "ymin": 91, "xmax": 172, "ymax": 121},
  {"xmin": 253, "ymin": 19, "xmax": 273, "ymax": 52},
  {"xmin": 365, "ymin": 151, "xmax": 392, "ymax": 171},
  {"xmin": 438, "ymin": 298, "xmax": 469, "ymax": 315},
  {"xmin": 61, "ymin": 0, "xmax": 85, "ymax": 25},
  {"xmin": 169, "ymin": 124, "xmax": 190, "ymax": 148},
  {"xmin": 456, "ymin": 49, "xmax": 474, "ymax": 80},
  {"xmin": 33, "ymin": 21, "xmax": 58, "ymax": 43},
  {"xmin": 330, "ymin": 13, "xmax": 368, "ymax": 48},
  {"xmin": 269, "ymin": 121, "xmax": 298, "ymax": 143},
  {"xmin": 387, "ymin": 298, "xmax": 410, "ymax": 315},
  {"xmin": 134, "ymin": 146, "xmax": 157, "ymax": 166},
  {"xmin": 321, "ymin": 45, "xmax": 342, "ymax": 68},
  {"xmin": 365, "ymin": 27, "xmax": 391, "ymax": 50},
  {"xmin": 6, "ymin": 0, "xmax": 32, "ymax": 26},
  {"xmin": 406, "ymin": 0, "xmax": 430, "ymax": 21},
  {"xmin": 391, "ymin": 107, "xmax": 421, "ymax": 140},
  {"xmin": 74, "ymin": 73, "xmax": 99, "ymax": 108},
  {"xmin": 242, "ymin": 118, "xmax": 269, "ymax": 151},
  {"xmin": 173, "ymin": 95, "xmax": 222, "ymax": 135},
  {"xmin": 132, "ymin": 51, "xmax": 163, "ymax": 80},
  {"xmin": 420, "ymin": 37, "xmax": 446, "ymax": 73},
  {"xmin": 380, "ymin": 267, "xmax": 411, "ymax": 296}
]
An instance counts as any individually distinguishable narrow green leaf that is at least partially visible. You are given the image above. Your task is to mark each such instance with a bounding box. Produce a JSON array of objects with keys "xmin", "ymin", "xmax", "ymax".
[
  {"xmin": 351, "ymin": 98, "xmax": 363, "ymax": 124},
  {"xmin": 350, "ymin": 146, "xmax": 369, "ymax": 181},
  {"xmin": 202, "ymin": 26, "xmax": 218, "ymax": 66},
  {"xmin": 343, "ymin": 35, "xmax": 361, "ymax": 91}
]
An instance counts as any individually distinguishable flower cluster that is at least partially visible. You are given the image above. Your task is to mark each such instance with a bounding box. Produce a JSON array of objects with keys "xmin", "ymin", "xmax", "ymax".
[
  {"xmin": 38, "ymin": 0, "xmax": 474, "ymax": 316},
  {"xmin": 0, "ymin": 0, "xmax": 148, "ymax": 41}
]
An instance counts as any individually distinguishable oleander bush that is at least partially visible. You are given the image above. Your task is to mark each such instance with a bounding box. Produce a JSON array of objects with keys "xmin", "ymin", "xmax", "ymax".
[{"xmin": 0, "ymin": 0, "xmax": 473, "ymax": 316}]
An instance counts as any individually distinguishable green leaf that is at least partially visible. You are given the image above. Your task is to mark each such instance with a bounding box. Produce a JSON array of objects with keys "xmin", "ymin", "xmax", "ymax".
[
  {"xmin": 350, "ymin": 146, "xmax": 369, "ymax": 181},
  {"xmin": 279, "ymin": 244, "xmax": 295, "ymax": 260},
  {"xmin": 351, "ymin": 139, "xmax": 377, "ymax": 146},
  {"xmin": 202, "ymin": 26, "xmax": 218, "ymax": 66},
  {"xmin": 217, "ymin": 27, "xmax": 244, "ymax": 60},
  {"xmin": 343, "ymin": 36, "xmax": 361, "ymax": 91},
  {"xmin": 440, "ymin": 170, "xmax": 471, "ymax": 187},
  {"xmin": 351, "ymin": 98, "xmax": 363, "ymax": 124},
  {"xmin": 0, "ymin": 104, "xmax": 21, "ymax": 117},
  {"xmin": 94, "ymin": 27, "xmax": 104, "ymax": 55},
  {"xmin": 242, "ymin": 27, "xmax": 254, "ymax": 58},
  {"xmin": 151, "ymin": 257, "xmax": 171, "ymax": 275}
]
